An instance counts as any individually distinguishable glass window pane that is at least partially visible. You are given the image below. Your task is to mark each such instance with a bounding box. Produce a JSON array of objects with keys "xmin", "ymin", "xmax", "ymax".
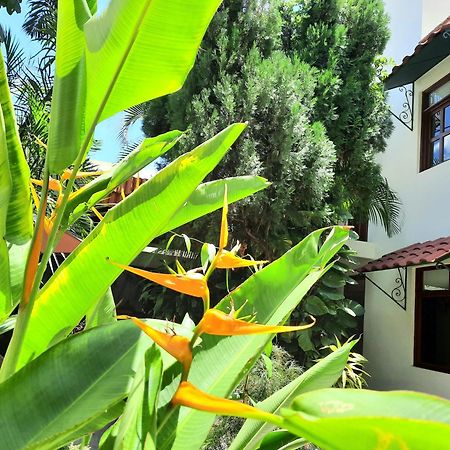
[
  {"xmin": 432, "ymin": 140, "xmax": 440, "ymax": 165},
  {"xmin": 445, "ymin": 106, "xmax": 450, "ymax": 131},
  {"xmin": 445, "ymin": 135, "xmax": 450, "ymax": 162},
  {"xmin": 432, "ymin": 112, "xmax": 441, "ymax": 136},
  {"xmin": 429, "ymin": 79, "xmax": 450, "ymax": 106},
  {"xmin": 423, "ymin": 269, "xmax": 449, "ymax": 291}
]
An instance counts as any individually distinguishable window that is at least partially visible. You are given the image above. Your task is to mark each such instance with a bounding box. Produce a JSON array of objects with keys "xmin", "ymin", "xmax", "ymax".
[
  {"xmin": 420, "ymin": 74, "xmax": 450, "ymax": 171},
  {"xmin": 414, "ymin": 266, "xmax": 450, "ymax": 373}
]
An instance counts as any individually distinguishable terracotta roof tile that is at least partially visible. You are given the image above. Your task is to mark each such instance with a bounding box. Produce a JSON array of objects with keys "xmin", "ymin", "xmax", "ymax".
[
  {"xmin": 360, "ymin": 236, "xmax": 450, "ymax": 272},
  {"xmin": 103, "ymin": 176, "xmax": 148, "ymax": 204}
]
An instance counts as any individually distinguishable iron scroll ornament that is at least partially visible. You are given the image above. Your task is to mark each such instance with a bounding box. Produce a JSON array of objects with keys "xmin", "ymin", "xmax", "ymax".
[
  {"xmin": 362, "ymin": 267, "xmax": 407, "ymax": 310},
  {"xmin": 389, "ymin": 84, "xmax": 414, "ymax": 131}
]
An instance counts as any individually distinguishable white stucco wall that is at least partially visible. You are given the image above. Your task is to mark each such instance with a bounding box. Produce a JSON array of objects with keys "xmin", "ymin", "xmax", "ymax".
[
  {"xmin": 364, "ymin": 1, "xmax": 450, "ymax": 398},
  {"xmin": 422, "ymin": 0, "xmax": 449, "ymax": 36}
]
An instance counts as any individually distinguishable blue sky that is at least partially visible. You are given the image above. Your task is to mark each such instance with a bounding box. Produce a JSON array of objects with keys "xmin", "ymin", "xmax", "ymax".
[{"xmin": 0, "ymin": 0, "xmax": 144, "ymax": 164}]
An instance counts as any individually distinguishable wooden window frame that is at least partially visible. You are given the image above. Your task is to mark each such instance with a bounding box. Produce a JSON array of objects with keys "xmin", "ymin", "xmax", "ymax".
[
  {"xmin": 414, "ymin": 266, "xmax": 450, "ymax": 374},
  {"xmin": 420, "ymin": 73, "xmax": 450, "ymax": 171}
]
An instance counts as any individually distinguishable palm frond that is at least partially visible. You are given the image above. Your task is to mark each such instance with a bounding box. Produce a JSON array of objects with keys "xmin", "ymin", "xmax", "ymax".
[
  {"xmin": 367, "ymin": 177, "xmax": 402, "ymax": 238},
  {"xmin": 118, "ymin": 103, "xmax": 146, "ymax": 145},
  {"xmin": 0, "ymin": 24, "xmax": 25, "ymax": 86}
]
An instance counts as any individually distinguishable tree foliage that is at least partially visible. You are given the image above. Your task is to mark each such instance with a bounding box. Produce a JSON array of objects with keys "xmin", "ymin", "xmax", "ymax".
[
  {"xmin": 142, "ymin": 0, "xmax": 397, "ymax": 260},
  {"xmin": 0, "ymin": 0, "xmax": 21, "ymax": 14}
]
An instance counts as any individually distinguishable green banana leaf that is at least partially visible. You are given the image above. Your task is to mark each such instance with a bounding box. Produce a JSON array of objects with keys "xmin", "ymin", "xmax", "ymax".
[
  {"xmin": 47, "ymin": 0, "xmax": 221, "ymax": 172},
  {"xmin": 46, "ymin": 0, "xmax": 89, "ymax": 173},
  {"xmin": 256, "ymin": 431, "xmax": 306, "ymax": 450},
  {"xmin": 160, "ymin": 176, "xmax": 270, "ymax": 234},
  {"xmin": 112, "ymin": 346, "xmax": 163, "ymax": 450},
  {"xmin": 281, "ymin": 388, "xmax": 450, "ymax": 450},
  {"xmin": 0, "ymin": 314, "xmax": 15, "ymax": 335},
  {"xmin": 64, "ymin": 130, "xmax": 183, "ymax": 227},
  {"xmin": 0, "ymin": 104, "xmax": 11, "ymax": 318},
  {"xmin": 0, "ymin": 49, "xmax": 32, "ymax": 243},
  {"xmin": 7, "ymin": 124, "xmax": 246, "ymax": 372},
  {"xmin": 156, "ymin": 226, "xmax": 350, "ymax": 450},
  {"xmin": 0, "ymin": 320, "xmax": 152, "ymax": 450},
  {"xmin": 84, "ymin": 0, "xmax": 221, "ymax": 127},
  {"xmin": 85, "ymin": 288, "xmax": 116, "ymax": 330},
  {"xmin": 1, "ymin": 241, "xmax": 30, "ymax": 322},
  {"xmin": 230, "ymin": 341, "xmax": 355, "ymax": 450}
]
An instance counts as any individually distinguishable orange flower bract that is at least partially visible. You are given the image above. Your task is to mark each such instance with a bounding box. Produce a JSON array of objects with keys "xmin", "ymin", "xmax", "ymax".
[
  {"xmin": 109, "ymin": 260, "xmax": 209, "ymax": 300},
  {"xmin": 197, "ymin": 308, "xmax": 315, "ymax": 336},
  {"xmin": 215, "ymin": 251, "xmax": 268, "ymax": 269},
  {"xmin": 172, "ymin": 381, "xmax": 280, "ymax": 424},
  {"xmin": 123, "ymin": 316, "xmax": 192, "ymax": 375}
]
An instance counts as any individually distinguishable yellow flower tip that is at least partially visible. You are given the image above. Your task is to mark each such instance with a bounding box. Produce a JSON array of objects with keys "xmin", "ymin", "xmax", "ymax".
[
  {"xmin": 108, "ymin": 260, "xmax": 209, "ymax": 299},
  {"xmin": 31, "ymin": 177, "xmax": 61, "ymax": 193},
  {"xmin": 219, "ymin": 185, "xmax": 229, "ymax": 250},
  {"xmin": 128, "ymin": 317, "xmax": 192, "ymax": 374},
  {"xmin": 31, "ymin": 176, "xmax": 60, "ymax": 192},
  {"xmin": 172, "ymin": 381, "xmax": 279, "ymax": 423},
  {"xmin": 61, "ymin": 169, "xmax": 105, "ymax": 181},
  {"xmin": 215, "ymin": 251, "xmax": 268, "ymax": 269},
  {"xmin": 197, "ymin": 309, "xmax": 316, "ymax": 337},
  {"xmin": 43, "ymin": 217, "xmax": 53, "ymax": 235}
]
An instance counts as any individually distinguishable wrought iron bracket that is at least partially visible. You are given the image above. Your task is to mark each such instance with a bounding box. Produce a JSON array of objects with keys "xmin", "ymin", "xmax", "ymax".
[
  {"xmin": 363, "ymin": 267, "xmax": 407, "ymax": 310},
  {"xmin": 389, "ymin": 83, "xmax": 414, "ymax": 131}
]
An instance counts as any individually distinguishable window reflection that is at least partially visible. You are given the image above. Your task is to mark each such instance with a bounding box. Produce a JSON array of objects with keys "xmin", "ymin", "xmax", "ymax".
[
  {"xmin": 445, "ymin": 106, "xmax": 450, "ymax": 132},
  {"xmin": 432, "ymin": 112, "xmax": 441, "ymax": 136},
  {"xmin": 444, "ymin": 135, "xmax": 450, "ymax": 162},
  {"xmin": 432, "ymin": 140, "xmax": 440, "ymax": 165},
  {"xmin": 423, "ymin": 269, "xmax": 449, "ymax": 291},
  {"xmin": 429, "ymin": 80, "xmax": 450, "ymax": 106}
]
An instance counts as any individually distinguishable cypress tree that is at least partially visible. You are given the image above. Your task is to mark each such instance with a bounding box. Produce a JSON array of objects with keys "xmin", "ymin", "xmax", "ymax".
[{"xmin": 143, "ymin": 0, "xmax": 337, "ymax": 259}]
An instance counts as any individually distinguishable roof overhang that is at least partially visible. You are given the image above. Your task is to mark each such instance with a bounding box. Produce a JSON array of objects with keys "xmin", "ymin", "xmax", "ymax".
[
  {"xmin": 384, "ymin": 17, "xmax": 450, "ymax": 90},
  {"xmin": 359, "ymin": 236, "xmax": 450, "ymax": 272}
]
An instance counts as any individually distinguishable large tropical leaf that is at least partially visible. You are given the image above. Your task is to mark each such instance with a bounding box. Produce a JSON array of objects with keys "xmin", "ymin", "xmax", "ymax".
[
  {"xmin": 156, "ymin": 227, "xmax": 350, "ymax": 450},
  {"xmin": 0, "ymin": 321, "xmax": 152, "ymax": 450},
  {"xmin": 83, "ymin": 0, "xmax": 222, "ymax": 128},
  {"xmin": 281, "ymin": 389, "xmax": 450, "ymax": 450},
  {"xmin": 46, "ymin": 0, "xmax": 89, "ymax": 173},
  {"xmin": 160, "ymin": 176, "xmax": 270, "ymax": 234},
  {"xmin": 112, "ymin": 346, "xmax": 163, "ymax": 450},
  {"xmin": 1, "ymin": 241, "xmax": 30, "ymax": 323},
  {"xmin": 0, "ymin": 104, "xmax": 11, "ymax": 320},
  {"xmin": 63, "ymin": 130, "xmax": 183, "ymax": 226},
  {"xmin": 0, "ymin": 49, "xmax": 32, "ymax": 243},
  {"xmin": 47, "ymin": 0, "xmax": 222, "ymax": 173},
  {"xmin": 5, "ymin": 124, "xmax": 246, "ymax": 373},
  {"xmin": 230, "ymin": 341, "xmax": 355, "ymax": 450},
  {"xmin": 85, "ymin": 288, "xmax": 116, "ymax": 330}
]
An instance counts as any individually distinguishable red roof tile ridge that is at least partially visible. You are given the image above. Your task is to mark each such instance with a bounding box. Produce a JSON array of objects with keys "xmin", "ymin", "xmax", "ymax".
[
  {"xmin": 360, "ymin": 235, "xmax": 450, "ymax": 272},
  {"xmin": 388, "ymin": 15, "xmax": 450, "ymax": 79}
]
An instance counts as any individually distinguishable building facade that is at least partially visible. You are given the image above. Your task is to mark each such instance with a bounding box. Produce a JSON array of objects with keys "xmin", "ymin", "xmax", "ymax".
[{"xmin": 361, "ymin": 1, "xmax": 450, "ymax": 398}]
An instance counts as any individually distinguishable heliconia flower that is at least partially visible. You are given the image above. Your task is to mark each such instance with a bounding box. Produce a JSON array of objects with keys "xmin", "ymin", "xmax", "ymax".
[
  {"xmin": 121, "ymin": 316, "xmax": 192, "ymax": 375},
  {"xmin": 61, "ymin": 169, "xmax": 104, "ymax": 181},
  {"xmin": 23, "ymin": 195, "xmax": 48, "ymax": 303},
  {"xmin": 109, "ymin": 260, "xmax": 209, "ymax": 300},
  {"xmin": 172, "ymin": 381, "xmax": 282, "ymax": 425},
  {"xmin": 196, "ymin": 308, "xmax": 316, "ymax": 336},
  {"xmin": 91, "ymin": 206, "xmax": 104, "ymax": 221},
  {"xmin": 219, "ymin": 185, "xmax": 228, "ymax": 250},
  {"xmin": 215, "ymin": 250, "xmax": 268, "ymax": 269},
  {"xmin": 44, "ymin": 216, "xmax": 54, "ymax": 235},
  {"xmin": 31, "ymin": 178, "xmax": 62, "ymax": 193}
]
